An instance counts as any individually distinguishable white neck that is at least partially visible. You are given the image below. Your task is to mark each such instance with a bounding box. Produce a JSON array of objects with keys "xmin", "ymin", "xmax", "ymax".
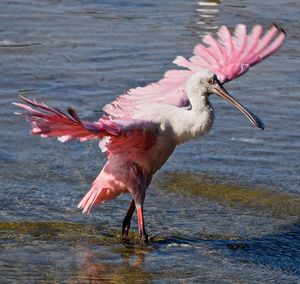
[
  {"xmin": 172, "ymin": 94, "xmax": 214, "ymax": 144},
  {"xmin": 185, "ymin": 78, "xmax": 209, "ymax": 108},
  {"xmin": 190, "ymin": 93, "xmax": 210, "ymax": 112}
]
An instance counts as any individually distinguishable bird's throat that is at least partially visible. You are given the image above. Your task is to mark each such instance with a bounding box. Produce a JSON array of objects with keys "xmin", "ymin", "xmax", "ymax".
[
  {"xmin": 175, "ymin": 96, "xmax": 214, "ymax": 144},
  {"xmin": 190, "ymin": 94, "xmax": 211, "ymax": 113}
]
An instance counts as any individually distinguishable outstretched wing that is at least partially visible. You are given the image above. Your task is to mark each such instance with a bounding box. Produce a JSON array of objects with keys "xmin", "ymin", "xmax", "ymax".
[
  {"xmin": 173, "ymin": 23, "xmax": 285, "ymax": 83},
  {"xmin": 14, "ymin": 96, "xmax": 158, "ymax": 144},
  {"xmin": 103, "ymin": 69, "xmax": 192, "ymax": 118},
  {"xmin": 14, "ymin": 96, "xmax": 120, "ymax": 142},
  {"xmin": 104, "ymin": 24, "xmax": 285, "ymax": 118}
]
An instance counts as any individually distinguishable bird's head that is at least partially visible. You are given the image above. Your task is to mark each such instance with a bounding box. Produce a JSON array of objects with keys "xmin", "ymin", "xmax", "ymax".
[{"xmin": 186, "ymin": 70, "xmax": 264, "ymax": 130}]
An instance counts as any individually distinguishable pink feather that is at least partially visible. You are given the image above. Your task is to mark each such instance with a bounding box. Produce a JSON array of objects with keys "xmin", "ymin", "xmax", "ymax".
[
  {"xmin": 14, "ymin": 24, "xmax": 286, "ymax": 216},
  {"xmin": 103, "ymin": 24, "xmax": 285, "ymax": 121},
  {"xmin": 13, "ymin": 96, "xmax": 120, "ymax": 142}
]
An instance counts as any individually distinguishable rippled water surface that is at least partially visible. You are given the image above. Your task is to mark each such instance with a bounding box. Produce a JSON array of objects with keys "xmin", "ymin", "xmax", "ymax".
[{"xmin": 1, "ymin": 0, "xmax": 300, "ymax": 283}]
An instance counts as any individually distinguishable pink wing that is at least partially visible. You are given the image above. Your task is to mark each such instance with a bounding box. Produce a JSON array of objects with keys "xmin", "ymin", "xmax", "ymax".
[
  {"xmin": 174, "ymin": 23, "xmax": 285, "ymax": 83},
  {"xmin": 14, "ymin": 96, "xmax": 160, "ymax": 214},
  {"xmin": 13, "ymin": 96, "xmax": 121, "ymax": 142},
  {"xmin": 104, "ymin": 24, "xmax": 285, "ymax": 118},
  {"xmin": 14, "ymin": 24, "xmax": 286, "ymax": 142},
  {"xmin": 103, "ymin": 69, "xmax": 192, "ymax": 118},
  {"xmin": 14, "ymin": 96, "xmax": 158, "ymax": 143}
]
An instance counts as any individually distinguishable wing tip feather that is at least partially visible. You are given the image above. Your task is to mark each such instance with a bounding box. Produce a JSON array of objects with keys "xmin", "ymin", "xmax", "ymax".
[{"xmin": 271, "ymin": 22, "xmax": 286, "ymax": 35}]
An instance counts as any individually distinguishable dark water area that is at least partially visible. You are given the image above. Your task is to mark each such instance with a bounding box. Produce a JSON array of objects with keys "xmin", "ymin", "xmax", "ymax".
[{"xmin": 0, "ymin": 0, "xmax": 300, "ymax": 283}]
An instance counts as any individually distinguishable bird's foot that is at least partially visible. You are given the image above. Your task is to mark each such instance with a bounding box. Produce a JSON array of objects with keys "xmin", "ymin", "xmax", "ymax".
[
  {"xmin": 121, "ymin": 223, "xmax": 130, "ymax": 241},
  {"xmin": 121, "ymin": 199, "xmax": 135, "ymax": 242},
  {"xmin": 140, "ymin": 232, "xmax": 148, "ymax": 246}
]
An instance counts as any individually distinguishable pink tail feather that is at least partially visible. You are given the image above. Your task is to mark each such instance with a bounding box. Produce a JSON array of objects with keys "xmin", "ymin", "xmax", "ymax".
[
  {"xmin": 77, "ymin": 163, "xmax": 123, "ymax": 214},
  {"xmin": 13, "ymin": 96, "xmax": 120, "ymax": 142}
]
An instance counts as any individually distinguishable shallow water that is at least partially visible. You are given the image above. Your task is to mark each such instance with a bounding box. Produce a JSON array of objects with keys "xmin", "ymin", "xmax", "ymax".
[{"xmin": 0, "ymin": 0, "xmax": 300, "ymax": 283}]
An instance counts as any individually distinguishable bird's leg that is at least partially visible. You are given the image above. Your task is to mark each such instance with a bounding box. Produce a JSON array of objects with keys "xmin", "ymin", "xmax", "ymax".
[
  {"xmin": 122, "ymin": 199, "xmax": 136, "ymax": 240},
  {"xmin": 137, "ymin": 206, "xmax": 148, "ymax": 245}
]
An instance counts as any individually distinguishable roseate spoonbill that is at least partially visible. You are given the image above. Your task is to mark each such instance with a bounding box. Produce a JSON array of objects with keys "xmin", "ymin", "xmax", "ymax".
[{"xmin": 14, "ymin": 24, "xmax": 285, "ymax": 244}]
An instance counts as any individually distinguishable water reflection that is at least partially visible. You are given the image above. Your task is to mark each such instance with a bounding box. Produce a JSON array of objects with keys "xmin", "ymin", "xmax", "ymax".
[
  {"xmin": 0, "ymin": 221, "xmax": 152, "ymax": 283},
  {"xmin": 76, "ymin": 245, "xmax": 150, "ymax": 283},
  {"xmin": 1, "ymin": 219, "xmax": 300, "ymax": 282},
  {"xmin": 195, "ymin": 0, "xmax": 220, "ymax": 35}
]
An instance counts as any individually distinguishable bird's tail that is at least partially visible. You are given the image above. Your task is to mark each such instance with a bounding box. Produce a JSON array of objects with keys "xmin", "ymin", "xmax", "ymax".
[
  {"xmin": 13, "ymin": 96, "xmax": 120, "ymax": 142},
  {"xmin": 77, "ymin": 162, "xmax": 125, "ymax": 214}
]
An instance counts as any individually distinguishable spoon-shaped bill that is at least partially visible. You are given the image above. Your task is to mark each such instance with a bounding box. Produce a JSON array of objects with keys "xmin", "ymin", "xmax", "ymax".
[{"xmin": 213, "ymin": 85, "xmax": 265, "ymax": 130}]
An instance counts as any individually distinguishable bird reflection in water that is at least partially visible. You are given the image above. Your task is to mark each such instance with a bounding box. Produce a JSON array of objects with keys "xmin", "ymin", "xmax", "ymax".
[{"xmin": 76, "ymin": 245, "xmax": 150, "ymax": 283}]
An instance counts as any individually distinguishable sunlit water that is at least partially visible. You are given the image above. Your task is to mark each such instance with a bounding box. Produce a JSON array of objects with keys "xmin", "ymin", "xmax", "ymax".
[{"xmin": 0, "ymin": 0, "xmax": 299, "ymax": 283}]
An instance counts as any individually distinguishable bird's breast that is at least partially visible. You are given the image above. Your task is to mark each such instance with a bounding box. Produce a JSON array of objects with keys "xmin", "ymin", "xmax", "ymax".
[{"xmin": 174, "ymin": 107, "xmax": 215, "ymax": 144}]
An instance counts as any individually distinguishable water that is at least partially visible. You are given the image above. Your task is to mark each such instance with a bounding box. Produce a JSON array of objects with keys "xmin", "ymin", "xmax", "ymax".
[{"xmin": 0, "ymin": 0, "xmax": 299, "ymax": 283}]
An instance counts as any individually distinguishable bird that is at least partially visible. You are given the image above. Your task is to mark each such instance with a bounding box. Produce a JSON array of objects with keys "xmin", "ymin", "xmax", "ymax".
[{"xmin": 14, "ymin": 24, "xmax": 285, "ymax": 245}]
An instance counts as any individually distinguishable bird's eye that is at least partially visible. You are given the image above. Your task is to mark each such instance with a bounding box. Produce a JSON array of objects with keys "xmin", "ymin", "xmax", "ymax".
[{"xmin": 207, "ymin": 78, "xmax": 214, "ymax": 85}]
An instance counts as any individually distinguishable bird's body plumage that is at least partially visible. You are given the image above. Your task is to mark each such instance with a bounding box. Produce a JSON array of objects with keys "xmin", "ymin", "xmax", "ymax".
[{"xmin": 14, "ymin": 24, "xmax": 285, "ymax": 244}]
